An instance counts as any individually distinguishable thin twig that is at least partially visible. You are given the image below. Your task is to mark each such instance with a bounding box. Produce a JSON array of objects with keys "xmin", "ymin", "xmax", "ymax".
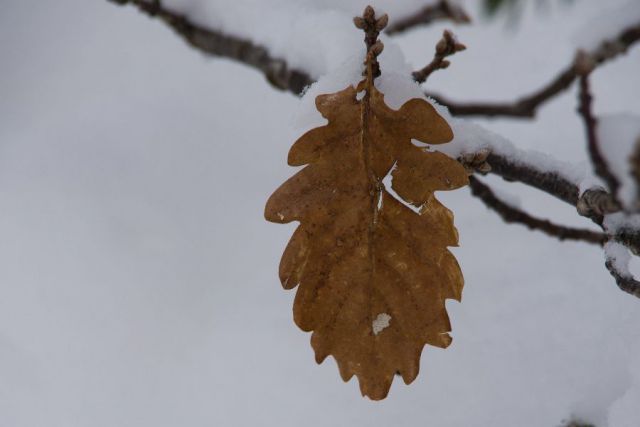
[
  {"xmin": 413, "ymin": 30, "xmax": 466, "ymax": 84},
  {"xmin": 426, "ymin": 23, "xmax": 640, "ymax": 118},
  {"xmin": 469, "ymin": 176, "xmax": 606, "ymax": 245},
  {"xmin": 577, "ymin": 72, "xmax": 620, "ymax": 199},
  {"xmin": 386, "ymin": 0, "xmax": 471, "ymax": 34},
  {"xmin": 630, "ymin": 136, "xmax": 640, "ymax": 207}
]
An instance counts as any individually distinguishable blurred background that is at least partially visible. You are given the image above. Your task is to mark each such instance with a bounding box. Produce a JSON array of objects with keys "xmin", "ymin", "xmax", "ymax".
[{"xmin": 1, "ymin": 1, "xmax": 639, "ymax": 426}]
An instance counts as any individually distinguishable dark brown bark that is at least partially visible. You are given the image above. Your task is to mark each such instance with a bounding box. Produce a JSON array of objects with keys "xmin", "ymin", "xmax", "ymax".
[
  {"xmin": 386, "ymin": 0, "xmax": 471, "ymax": 34},
  {"xmin": 110, "ymin": 0, "xmax": 314, "ymax": 93},
  {"xmin": 426, "ymin": 25, "xmax": 640, "ymax": 118},
  {"xmin": 469, "ymin": 176, "xmax": 606, "ymax": 245}
]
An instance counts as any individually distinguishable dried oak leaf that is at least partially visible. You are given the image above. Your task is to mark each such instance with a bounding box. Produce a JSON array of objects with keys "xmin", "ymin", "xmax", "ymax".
[{"xmin": 265, "ymin": 73, "xmax": 468, "ymax": 400}]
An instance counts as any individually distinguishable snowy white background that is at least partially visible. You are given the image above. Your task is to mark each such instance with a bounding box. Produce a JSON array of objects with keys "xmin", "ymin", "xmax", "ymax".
[{"xmin": 1, "ymin": 1, "xmax": 640, "ymax": 426}]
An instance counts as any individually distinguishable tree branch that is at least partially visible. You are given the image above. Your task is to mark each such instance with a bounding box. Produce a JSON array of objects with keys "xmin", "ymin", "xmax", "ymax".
[
  {"xmin": 469, "ymin": 176, "xmax": 606, "ymax": 245},
  {"xmin": 481, "ymin": 150, "xmax": 622, "ymax": 220},
  {"xmin": 605, "ymin": 250, "xmax": 640, "ymax": 298},
  {"xmin": 109, "ymin": 0, "xmax": 640, "ymax": 298},
  {"xmin": 109, "ymin": 0, "xmax": 639, "ymax": 114},
  {"xmin": 110, "ymin": 0, "xmax": 469, "ymax": 93},
  {"xmin": 413, "ymin": 30, "xmax": 466, "ymax": 83},
  {"xmin": 386, "ymin": 0, "xmax": 471, "ymax": 34},
  {"xmin": 426, "ymin": 23, "xmax": 640, "ymax": 118},
  {"xmin": 481, "ymin": 152, "xmax": 580, "ymax": 206},
  {"xmin": 578, "ymin": 72, "xmax": 620, "ymax": 199},
  {"xmin": 109, "ymin": 0, "xmax": 314, "ymax": 94},
  {"xmin": 462, "ymin": 147, "xmax": 625, "ymax": 230}
]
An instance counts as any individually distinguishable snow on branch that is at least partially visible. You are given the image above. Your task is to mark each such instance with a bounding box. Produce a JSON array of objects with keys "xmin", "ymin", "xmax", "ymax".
[
  {"xmin": 109, "ymin": 0, "xmax": 313, "ymax": 93},
  {"xmin": 449, "ymin": 118, "xmax": 629, "ymax": 226},
  {"xmin": 435, "ymin": 113, "xmax": 594, "ymax": 206},
  {"xmin": 110, "ymin": 0, "xmax": 639, "ymax": 114},
  {"xmin": 109, "ymin": 1, "xmax": 640, "ymax": 298},
  {"xmin": 604, "ymin": 241, "xmax": 640, "ymax": 298},
  {"xmin": 441, "ymin": 114, "xmax": 640, "ymax": 297},
  {"xmin": 426, "ymin": 23, "xmax": 640, "ymax": 118}
]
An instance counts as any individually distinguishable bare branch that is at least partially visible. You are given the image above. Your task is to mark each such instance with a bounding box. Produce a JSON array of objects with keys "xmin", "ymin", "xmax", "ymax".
[
  {"xmin": 109, "ymin": 0, "xmax": 314, "ymax": 94},
  {"xmin": 426, "ymin": 23, "xmax": 640, "ymax": 118},
  {"xmin": 469, "ymin": 176, "xmax": 606, "ymax": 245},
  {"xmin": 386, "ymin": 0, "xmax": 471, "ymax": 34},
  {"xmin": 631, "ymin": 136, "xmax": 640, "ymax": 204},
  {"xmin": 413, "ymin": 30, "xmax": 466, "ymax": 84},
  {"xmin": 577, "ymin": 72, "xmax": 621, "ymax": 200}
]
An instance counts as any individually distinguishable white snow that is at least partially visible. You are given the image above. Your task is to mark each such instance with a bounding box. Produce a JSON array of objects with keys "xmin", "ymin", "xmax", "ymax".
[
  {"xmin": 2, "ymin": 1, "xmax": 640, "ymax": 427},
  {"xmin": 293, "ymin": 37, "xmax": 417, "ymax": 130},
  {"xmin": 604, "ymin": 212, "xmax": 640, "ymax": 236},
  {"xmin": 597, "ymin": 114, "xmax": 640, "ymax": 209},
  {"xmin": 161, "ymin": 0, "xmax": 432, "ymax": 78},
  {"xmin": 372, "ymin": 313, "xmax": 391, "ymax": 335},
  {"xmin": 604, "ymin": 241, "xmax": 632, "ymax": 278},
  {"xmin": 608, "ymin": 353, "xmax": 640, "ymax": 427},
  {"xmin": 486, "ymin": 180, "xmax": 523, "ymax": 209},
  {"xmin": 574, "ymin": 1, "xmax": 640, "ymax": 51}
]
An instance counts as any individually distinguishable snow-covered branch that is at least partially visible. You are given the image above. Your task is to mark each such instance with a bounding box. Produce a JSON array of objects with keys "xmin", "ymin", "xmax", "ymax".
[
  {"xmin": 451, "ymin": 94, "xmax": 640, "ymax": 298},
  {"xmin": 604, "ymin": 241, "xmax": 640, "ymax": 298},
  {"xmin": 426, "ymin": 23, "xmax": 640, "ymax": 118},
  {"xmin": 110, "ymin": 0, "xmax": 639, "ymax": 115},
  {"xmin": 109, "ymin": 0, "xmax": 313, "ymax": 93},
  {"xmin": 109, "ymin": 0, "xmax": 640, "ymax": 298}
]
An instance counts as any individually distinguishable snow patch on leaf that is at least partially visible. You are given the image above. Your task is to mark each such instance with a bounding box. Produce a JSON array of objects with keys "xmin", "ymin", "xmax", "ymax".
[{"xmin": 372, "ymin": 313, "xmax": 391, "ymax": 335}]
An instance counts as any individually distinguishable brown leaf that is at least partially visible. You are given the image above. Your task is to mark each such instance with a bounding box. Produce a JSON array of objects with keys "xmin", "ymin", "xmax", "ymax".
[{"xmin": 265, "ymin": 61, "xmax": 467, "ymax": 400}]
